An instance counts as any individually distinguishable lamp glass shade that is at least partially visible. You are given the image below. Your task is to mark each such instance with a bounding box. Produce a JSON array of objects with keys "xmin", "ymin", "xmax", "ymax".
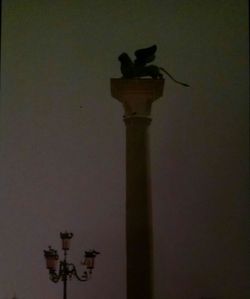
[
  {"xmin": 83, "ymin": 256, "xmax": 95, "ymax": 269},
  {"xmin": 46, "ymin": 256, "xmax": 58, "ymax": 270},
  {"xmin": 60, "ymin": 232, "xmax": 73, "ymax": 250},
  {"xmin": 83, "ymin": 250, "xmax": 99, "ymax": 270},
  {"xmin": 62, "ymin": 238, "xmax": 71, "ymax": 250},
  {"xmin": 44, "ymin": 247, "xmax": 59, "ymax": 270}
]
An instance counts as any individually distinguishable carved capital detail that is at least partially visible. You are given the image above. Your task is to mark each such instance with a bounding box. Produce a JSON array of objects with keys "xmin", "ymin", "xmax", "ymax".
[{"xmin": 111, "ymin": 79, "xmax": 164, "ymax": 117}]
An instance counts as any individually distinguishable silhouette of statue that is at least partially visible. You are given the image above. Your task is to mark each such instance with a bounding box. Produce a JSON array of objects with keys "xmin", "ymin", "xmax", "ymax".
[{"xmin": 118, "ymin": 45, "xmax": 189, "ymax": 87}]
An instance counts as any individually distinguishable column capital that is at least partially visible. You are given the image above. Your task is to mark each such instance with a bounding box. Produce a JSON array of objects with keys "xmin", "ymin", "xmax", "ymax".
[{"xmin": 111, "ymin": 78, "xmax": 164, "ymax": 117}]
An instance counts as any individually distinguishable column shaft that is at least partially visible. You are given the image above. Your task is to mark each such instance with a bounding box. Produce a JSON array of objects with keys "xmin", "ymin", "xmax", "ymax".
[
  {"xmin": 125, "ymin": 116, "xmax": 153, "ymax": 299},
  {"xmin": 111, "ymin": 78, "xmax": 164, "ymax": 299}
]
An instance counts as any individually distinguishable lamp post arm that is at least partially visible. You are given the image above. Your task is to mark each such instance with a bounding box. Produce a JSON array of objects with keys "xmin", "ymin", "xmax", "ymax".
[
  {"xmin": 68, "ymin": 263, "xmax": 88, "ymax": 281},
  {"xmin": 50, "ymin": 272, "xmax": 62, "ymax": 283},
  {"xmin": 49, "ymin": 261, "xmax": 64, "ymax": 283}
]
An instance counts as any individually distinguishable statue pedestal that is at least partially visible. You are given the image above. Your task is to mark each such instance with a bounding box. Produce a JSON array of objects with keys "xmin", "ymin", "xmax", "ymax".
[
  {"xmin": 111, "ymin": 78, "xmax": 164, "ymax": 299},
  {"xmin": 111, "ymin": 79, "xmax": 164, "ymax": 117}
]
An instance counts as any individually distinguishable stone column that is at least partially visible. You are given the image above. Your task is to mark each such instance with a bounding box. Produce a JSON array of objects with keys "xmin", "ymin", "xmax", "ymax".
[{"xmin": 111, "ymin": 79, "xmax": 164, "ymax": 299}]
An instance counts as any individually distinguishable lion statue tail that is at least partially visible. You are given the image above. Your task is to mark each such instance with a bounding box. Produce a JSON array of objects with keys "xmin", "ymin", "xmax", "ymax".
[{"xmin": 159, "ymin": 67, "xmax": 190, "ymax": 87}]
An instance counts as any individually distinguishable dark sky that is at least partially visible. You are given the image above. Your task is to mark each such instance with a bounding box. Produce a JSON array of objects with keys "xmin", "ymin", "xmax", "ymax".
[{"xmin": 0, "ymin": 1, "xmax": 249, "ymax": 299}]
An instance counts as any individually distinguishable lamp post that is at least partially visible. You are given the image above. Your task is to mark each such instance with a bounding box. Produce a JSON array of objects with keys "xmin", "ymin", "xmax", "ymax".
[{"xmin": 43, "ymin": 232, "xmax": 99, "ymax": 299}]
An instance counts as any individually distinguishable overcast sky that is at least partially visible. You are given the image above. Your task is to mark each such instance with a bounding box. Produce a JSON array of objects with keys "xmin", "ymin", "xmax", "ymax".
[{"xmin": 0, "ymin": 1, "xmax": 249, "ymax": 299}]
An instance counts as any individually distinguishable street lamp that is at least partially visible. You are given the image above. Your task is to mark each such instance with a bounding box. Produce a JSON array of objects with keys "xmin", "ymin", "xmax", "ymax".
[{"xmin": 43, "ymin": 232, "xmax": 100, "ymax": 299}]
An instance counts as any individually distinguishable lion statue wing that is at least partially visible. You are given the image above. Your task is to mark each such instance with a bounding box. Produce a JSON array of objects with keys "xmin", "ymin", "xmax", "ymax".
[{"xmin": 134, "ymin": 45, "xmax": 157, "ymax": 66}]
